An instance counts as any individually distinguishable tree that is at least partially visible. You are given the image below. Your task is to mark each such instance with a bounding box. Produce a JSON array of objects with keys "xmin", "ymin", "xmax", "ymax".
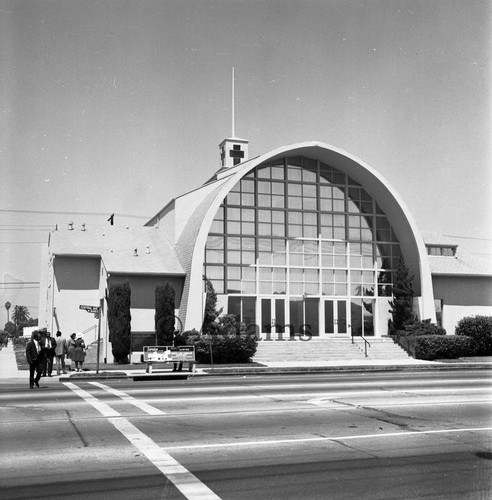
[
  {"xmin": 5, "ymin": 302, "xmax": 11, "ymax": 323},
  {"xmin": 388, "ymin": 259, "xmax": 415, "ymax": 333},
  {"xmin": 12, "ymin": 305, "xmax": 30, "ymax": 327},
  {"xmin": 202, "ymin": 277, "xmax": 221, "ymax": 334},
  {"xmin": 155, "ymin": 283, "xmax": 175, "ymax": 345},
  {"xmin": 4, "ymin": 321, "xmax": 16, "ymax": 337},
  {"xmin": 107, "ymin": 281, "xmax": 132, "ymax": 363}
]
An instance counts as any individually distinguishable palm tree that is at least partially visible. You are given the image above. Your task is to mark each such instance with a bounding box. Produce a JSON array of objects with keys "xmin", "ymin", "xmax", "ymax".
[
  {"xmin": 12, "ymin": 305, "xmax": 30, "ymax": 327},
  {"xmin": 5, "ymin": 302, "xmax": 11, "ymax": 323}
]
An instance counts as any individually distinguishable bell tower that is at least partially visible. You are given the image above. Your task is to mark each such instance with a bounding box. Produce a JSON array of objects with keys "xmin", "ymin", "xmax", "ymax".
[{"xmin": 219, "ymin": 67, "xmax": 249, "ymax": 168}]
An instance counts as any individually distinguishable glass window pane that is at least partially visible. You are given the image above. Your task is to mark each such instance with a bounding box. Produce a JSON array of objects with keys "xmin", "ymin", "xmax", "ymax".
[
  {"xmin": 228, "ymin": 221, "xmax": 241, "ymax": 233},
  {"xmin": 227, "ymin": 251, "xmax": 241, "ymax": 264},
  {"xmin": 210, "ymin": 220, "xmax": 224, "ymax": 233},
  {"xmin": 228, "ymin": 296, "xmax": 241, "ymax": 320},
  {"xmin": 242, "ymin": 193, "xmax": 255, "ymax": 206},
  {"xmin": 271, "ymin": 165, "xmax": 285, "ymax": 180},
  {"xmin": 241, "ymin": 222, "xmax": 255, "ymax": 234},
  {"xmin": 206, "ymin": 249, "xmax": 224, "ymax": 264},
  {"xmin": 241, "ymin": 179, "xmax": 255, "ymax": 192},
  {"xmin": 272, "ymin": 182, "xmax": 285, "ymax": 195},
  {"xmin": 258, "ymin": 194, "xmax": 271, "ymax": 207},
  {"xmin": 303, "ymin": 198, "xmax": 317, "ymax": 210},
  {"xmin": 304, "ymin": 212, "xmax": 317, "ymax": 225},
  {"xmin": 227, "ymin": 192, "xmax": 241, "ymax": 205},
  {"xmin": 228, "ymin": 266, "xmax": 241, "ymax": 280},
  {"xmin": 242, "ymin": 251, "xmax": 255, "ymax": 265},
  {"xmin": 258, "ymin": 181, "xmax": 271, "ymax": 194},
  {"xmin": 207, "ymin": 235, "xmax": 223, "ymax": 250},
  {"xmin": 227, "ymin": 237, "xmax": 241, "ymax": 250},
  {"xmin": 303, "ymin": 184, "xmax": 317, "ymax": 197}
]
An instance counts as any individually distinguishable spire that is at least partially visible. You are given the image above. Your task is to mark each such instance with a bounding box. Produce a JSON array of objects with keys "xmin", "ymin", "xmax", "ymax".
[{"xmin": 219, "ymin": 67, "xmax": 249, "ymax": 169}]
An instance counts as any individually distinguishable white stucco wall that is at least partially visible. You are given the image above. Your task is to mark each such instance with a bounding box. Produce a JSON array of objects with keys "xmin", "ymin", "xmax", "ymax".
[{"xmin": 442, "ymin": 305, "xmax": 492, "ymax": 336}]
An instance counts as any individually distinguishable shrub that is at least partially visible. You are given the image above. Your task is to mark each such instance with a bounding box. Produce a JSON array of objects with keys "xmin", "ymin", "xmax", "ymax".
[
  {"xmin": 182, "ymin": 319, "xmax": 258, "ymax": 364},
  {"xmin": 13, "ymin": 336, "xmax": 29, "ymax": 347},
  {"xmin": 108, "ymin": 281, "xmax": 132, "ymax": 363},
  {"xmin": 413, "ymin": 335, "xmax": 473, "ymax": 360},
  {"xmin": 155, "ymin": 283, "xmax": 175, "ymax": 346},
  {"xmin": 455, "ymin": 315, "xmax": 492, "ymax": 356},
  {"xmin": 388, "ymin": 259, "xmax": 415, "ymax": 333},
  {"xmin": 0, "ymin": 331, "xmax": 8, "ymax": 346},
  {"xmin": 404, "ymin": 319, "xmax": 447, "ymax": 337}
]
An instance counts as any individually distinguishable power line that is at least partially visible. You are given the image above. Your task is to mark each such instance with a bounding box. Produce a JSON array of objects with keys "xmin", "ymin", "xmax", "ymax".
[
  {"xmin": 0, "ymin": 224, "xmax": 55, "ymax": 228},
  {"xmin": 443, "ymin": 234, "xmax": 492, "ymax": 241},
  {"xmin": 0, "ymin": 208, "xmax": 149, "ymax": 219},
  {"xmin": 0, "ymin": 282, "xmax": 40, "ymax": 285},
  {"xmin": 0, "ymin": 287, "xmax": 40, "ymax": 290},
  {"xmin": 0, "ymin": 228, "xmax": 53, "ymax": 232},
  {"xmin": 0, "ymin": 242, "xmax": 45, "ymax": 244}
]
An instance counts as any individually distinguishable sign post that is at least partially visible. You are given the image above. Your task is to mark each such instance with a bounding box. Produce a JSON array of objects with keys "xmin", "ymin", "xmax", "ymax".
[
  {"xmin": 79, "ymin": 304, "xmax": 102, "ymax": 373},
  {"xmin": 95, "ymin": 299, "xmax": 103, "ymax": 374}
]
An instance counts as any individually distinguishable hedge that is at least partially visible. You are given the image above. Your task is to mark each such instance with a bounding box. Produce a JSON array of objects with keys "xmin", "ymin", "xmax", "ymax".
[
  {"xmin": 413, "ymin": 335, "xmax": 473, "ymax": 360},
  {"xmin": 455, "ymin": 315, "xmax": 492, "ymax": 356},
  {"xmin": 181, "ymin": 329, "xmax": 257, "ymax": 364}
]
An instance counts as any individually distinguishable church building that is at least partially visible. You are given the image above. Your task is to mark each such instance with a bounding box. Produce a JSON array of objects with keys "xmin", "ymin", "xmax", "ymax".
[{"xmin": 38, "ymin": 136, "xmax": 492, "ymax": 363}]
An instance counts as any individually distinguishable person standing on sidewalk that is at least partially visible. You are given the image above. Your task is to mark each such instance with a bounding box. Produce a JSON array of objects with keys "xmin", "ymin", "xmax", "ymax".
[
  {"xmin": 72, "ymin": 334, "xmax": 86, "ymax": 372},
  {"xmin": 67, "ymin": 333, "xmax": 76, "ymax": 371},
  {"xmin": 42, "ymin": 331, "xmax": 57, "ymax": 377},
  {"xmin": 54, "ymin": 331, "xmax": 68, "ymax": 375},
  {"xmin": 25, "ymin": 332, "xmax": 42, "ymax": 389}
]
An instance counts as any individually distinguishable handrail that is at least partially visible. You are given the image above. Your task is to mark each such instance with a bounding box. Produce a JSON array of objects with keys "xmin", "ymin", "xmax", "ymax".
[
  {"xmin": 351, "ymin": 332, "xmax": 371, "ymax": 357},
  {"xmin": 394, "ymin": 335, "xmax": 412, "ymax": 356}
]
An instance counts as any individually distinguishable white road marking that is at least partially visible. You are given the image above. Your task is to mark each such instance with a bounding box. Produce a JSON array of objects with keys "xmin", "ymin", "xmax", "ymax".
[
  {"xmin": 163, "ymin": 427, "xmax": 492, "ymax": 451},
  {"xmin": 63, "ymin": 382, "xmax": 220, "ymax": 500},
  {"xmin": 89, "ymin": 381, "xmax": 165, "ymax": 415}
]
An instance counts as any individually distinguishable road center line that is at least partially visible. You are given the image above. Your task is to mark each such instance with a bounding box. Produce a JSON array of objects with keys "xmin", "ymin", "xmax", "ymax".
[
  {"xmin": 89, "ymin": 381, "xmax": 165, "ymax": 415},
  {"xmin": 63, "ymin": 382, "xmax": 220, "ymax": 500},
  {"xmin": 163, "ymin": 427, "xmax": 492, "ymax": 452}
]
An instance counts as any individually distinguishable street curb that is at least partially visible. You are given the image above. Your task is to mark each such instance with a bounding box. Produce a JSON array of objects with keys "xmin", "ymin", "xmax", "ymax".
[
  {"xmin": 53, "ymin": 362, "xmax": 492, "ymax": 381},
  {"xmin": 197, "ymin": 363, "xmax": 492, "ymax": 376}
]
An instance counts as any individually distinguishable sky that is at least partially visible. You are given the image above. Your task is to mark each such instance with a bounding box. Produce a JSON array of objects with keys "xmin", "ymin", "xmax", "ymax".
[{"xmin": 1, "ymin": 0, "xmax": 491, "ymax": 321}]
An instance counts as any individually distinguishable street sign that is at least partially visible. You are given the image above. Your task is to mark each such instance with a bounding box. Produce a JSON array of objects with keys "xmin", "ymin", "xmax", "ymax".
[{"xmin": 79, "ymin": 304, "xmax": 99, "ymax": 314}]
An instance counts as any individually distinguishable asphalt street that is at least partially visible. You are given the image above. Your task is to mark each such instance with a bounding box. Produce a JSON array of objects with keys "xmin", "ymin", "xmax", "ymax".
[{"xmin": 1, "ymin": 369, "xmax": 491, "ymax": 499}]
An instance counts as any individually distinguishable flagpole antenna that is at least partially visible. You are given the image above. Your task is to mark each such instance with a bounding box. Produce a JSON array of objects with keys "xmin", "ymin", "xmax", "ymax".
[{"xmin": 231, "ymin": 66, "xmax": 235, "ymax": 138}]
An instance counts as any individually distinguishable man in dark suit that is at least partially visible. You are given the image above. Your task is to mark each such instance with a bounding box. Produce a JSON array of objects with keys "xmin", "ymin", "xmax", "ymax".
[
  {"xmin": 42, "ymin": 331, "xmax": 56, "ymax": 377},
  {"xmin": 25, "ymin": 332, "xmax": 42, "ymax": 389}
]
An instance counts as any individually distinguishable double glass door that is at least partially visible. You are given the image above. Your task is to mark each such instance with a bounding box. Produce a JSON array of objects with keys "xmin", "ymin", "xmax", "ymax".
[
  {"xmin": 261, "ymin": 298, "xmax": 285, "ymax": 336},
  {"xmin": 256, "ymin": 297, "xmax": 353, "ymax": 338},
  {"xmin": 260, "ymin": 297, "xmax": 321, "ymax": 338},
  {"xmin": 324, "ymin": 299, "xmax": 348, "ymax": 334}
]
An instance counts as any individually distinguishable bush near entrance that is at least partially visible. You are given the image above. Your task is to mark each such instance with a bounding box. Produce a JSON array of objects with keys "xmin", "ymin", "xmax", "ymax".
[
  {"xmin": 455, "ymin": 315, "xmax": 492, "ymax": 356},
  {"xmin": 413, "ymin": 335, "xmax": 472, "ymax": 360},
  {"xmin": 181, "ymin": 315, "xmax": 258, "ymax": 364}
]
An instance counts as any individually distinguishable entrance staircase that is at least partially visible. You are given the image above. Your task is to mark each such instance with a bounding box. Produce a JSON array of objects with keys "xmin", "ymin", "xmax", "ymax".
[{"xmin": 253, "ymin": 336, "xmax": 411, "ymax": 363}]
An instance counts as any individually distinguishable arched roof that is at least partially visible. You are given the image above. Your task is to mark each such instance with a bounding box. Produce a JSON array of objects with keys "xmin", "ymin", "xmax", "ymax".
[{"xmin": 173, "ymin": 141, "xmax": 435, "ymax": 328}]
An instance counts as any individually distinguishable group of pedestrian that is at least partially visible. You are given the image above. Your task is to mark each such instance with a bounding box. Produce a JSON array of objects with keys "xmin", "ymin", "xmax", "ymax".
[{"xmin": 25, "ymin": 330, "xmax": 86, "ymax": 389}]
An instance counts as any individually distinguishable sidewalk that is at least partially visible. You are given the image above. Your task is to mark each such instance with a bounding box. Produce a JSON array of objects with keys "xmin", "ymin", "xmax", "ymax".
[
  {"xmin": 0, "ymin": 343, "xmax": 20, "ymax": 379},
  {"xmin": 2, "ymin": 343, "xmax": 491, "ymax": 383}
]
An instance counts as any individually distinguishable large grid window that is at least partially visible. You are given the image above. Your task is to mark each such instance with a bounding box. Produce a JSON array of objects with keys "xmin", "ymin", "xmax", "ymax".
[{"xmin": 204, "ymin": 156, "xmax": 403, "ymax": 298}]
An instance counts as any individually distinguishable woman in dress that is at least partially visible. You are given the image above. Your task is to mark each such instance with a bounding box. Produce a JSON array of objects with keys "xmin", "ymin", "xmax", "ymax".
[
  {"xmin": 67, "ymin": 333, "xmax": 76, "ymax": 371},
  {"xmin": 72, "ymin": 334, "xmax": 86, "ymax": 372}
]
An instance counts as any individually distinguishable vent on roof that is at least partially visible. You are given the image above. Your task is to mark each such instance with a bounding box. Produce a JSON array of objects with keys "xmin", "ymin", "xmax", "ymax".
[
  {"xmin": 134, "ymin": 248, "xmax": 138, "ymax": 257},
  {"xmin": 68, "ymin": 222, "xmax": 73, "ymax": 231},
  {"xmin": 81, "ymin": 223, "xmax": 86, "ymax": 231},
  {"xmin": 146, "ymin": 246, "xmax": 150, "ymax": 254}
]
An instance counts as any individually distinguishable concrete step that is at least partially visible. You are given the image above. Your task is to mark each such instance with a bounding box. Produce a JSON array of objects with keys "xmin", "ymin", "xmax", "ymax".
[
  {"xmin": 254, "ymin": 337, "xmax": 412, "ymax": 362},
  {"xmin": 253, "ymin": 338, "xmax": 367, "ymax": 362}
]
